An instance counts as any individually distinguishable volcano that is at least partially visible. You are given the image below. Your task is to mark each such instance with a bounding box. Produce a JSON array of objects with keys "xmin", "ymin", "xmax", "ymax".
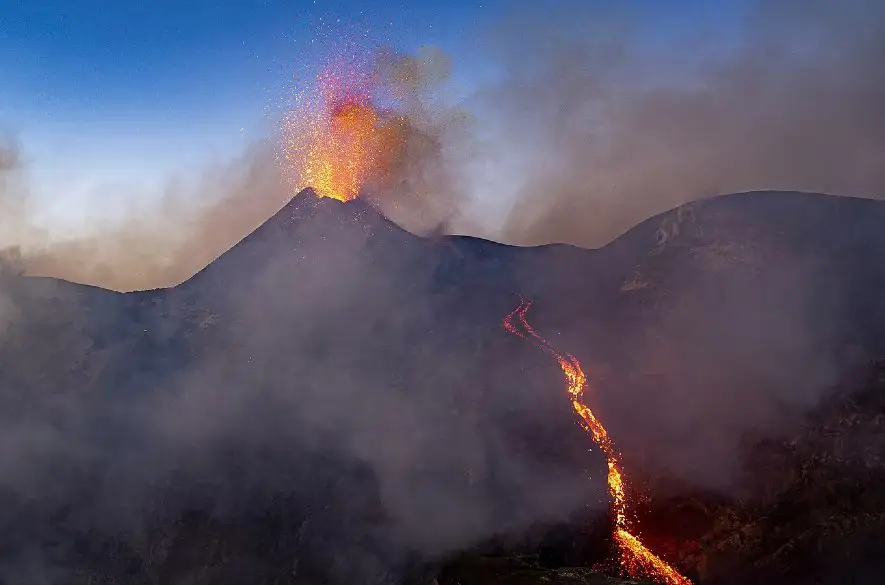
[{"xmin": 1, "ymin": 189, "xmax": 885, "ymax": 585}]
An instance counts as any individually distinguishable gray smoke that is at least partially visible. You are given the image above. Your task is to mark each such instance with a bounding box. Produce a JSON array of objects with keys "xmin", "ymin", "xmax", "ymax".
[{"xmin": 419, "ymin": 0, "xmax": 885, "ymax": 247}]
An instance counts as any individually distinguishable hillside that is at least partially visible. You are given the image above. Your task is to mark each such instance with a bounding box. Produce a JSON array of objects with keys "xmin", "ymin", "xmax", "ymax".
[{"xmin": 1, "ymin": 189, "xmax": 884, "ymax": 584}]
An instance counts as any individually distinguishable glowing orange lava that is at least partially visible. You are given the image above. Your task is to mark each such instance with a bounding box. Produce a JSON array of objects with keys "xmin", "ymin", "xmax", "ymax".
[
  {"xmin": 279, "ymin": 59, "xmax": 404, "ymax": 202},
  {"xmin": 307, "ymin": 98, "xmax": 380, "ymax": 202},
  {"xmin": 503, "ymin": 299, "xmax": 692, "ymax": 585}
]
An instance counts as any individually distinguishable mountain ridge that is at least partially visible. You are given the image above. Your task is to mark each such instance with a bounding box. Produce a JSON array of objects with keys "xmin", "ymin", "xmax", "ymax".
[{"xmin": 14, "ymin": 188, "xmax": 884, "ymax": 297}]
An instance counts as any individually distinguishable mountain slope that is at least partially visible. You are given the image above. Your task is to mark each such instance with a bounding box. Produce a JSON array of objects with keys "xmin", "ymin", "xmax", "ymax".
[
  {"xmin": 1, "ymin": 189, "xmax": 884, "ymax": 585},
  {"xmin": 526, "ymin": 191, "xmax": 885, "ymax": 487}
]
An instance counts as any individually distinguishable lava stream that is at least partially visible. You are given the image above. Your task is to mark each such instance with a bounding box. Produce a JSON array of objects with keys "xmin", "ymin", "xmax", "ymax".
[{"xmin": 503, "ymin": 299, "xmax": 691, "ymax": 585}]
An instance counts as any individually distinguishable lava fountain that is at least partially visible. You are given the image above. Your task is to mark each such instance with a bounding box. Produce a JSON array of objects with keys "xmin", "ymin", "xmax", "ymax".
[
  {"xmin": 503, "ymin": 299, "xmax": 691, "ymax": 585},
  {"xmin": 279, "ymin": 55, "xmax": 406, "ymax": 202}
]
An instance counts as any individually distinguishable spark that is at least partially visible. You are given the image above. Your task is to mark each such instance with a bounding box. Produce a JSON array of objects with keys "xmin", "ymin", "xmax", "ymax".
[{"xmin": 278, "ymin": 51, "xmax": 404, "ymax": 202}]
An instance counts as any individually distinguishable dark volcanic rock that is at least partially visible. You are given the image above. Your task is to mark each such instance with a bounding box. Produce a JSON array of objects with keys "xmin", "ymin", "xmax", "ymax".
[
  {"xmin": 694, "ymin": 360, "xmax": 885, "ymax": 585},
  {"xmin": 436, "ymin": 553, "xmax": 646, "ymax": 585},
  {"xmin": 1, "ymin": 189, "xmax": 885, "ymax": 584}
]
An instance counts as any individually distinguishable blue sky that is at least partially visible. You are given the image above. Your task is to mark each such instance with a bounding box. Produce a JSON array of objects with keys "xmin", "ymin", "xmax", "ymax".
[
  {"xmin": 2, "ymin": 1, "xmax": 499, "ymax": 217},
  {"xmin": 1, "ymin": 0, "xmax": 744, "ymax": 235}
]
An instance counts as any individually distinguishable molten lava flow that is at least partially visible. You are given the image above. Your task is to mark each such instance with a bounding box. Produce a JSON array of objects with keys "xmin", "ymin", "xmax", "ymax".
[
  {"xmin": 503, "ymin": 299, "xmax": 691, "ymax": 585},
  {"xmin": 279, "ymin": 58, "xmax": 406, "ymax": 202}
]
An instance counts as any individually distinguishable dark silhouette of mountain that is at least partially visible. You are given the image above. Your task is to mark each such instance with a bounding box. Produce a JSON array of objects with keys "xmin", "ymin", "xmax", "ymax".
[{"xmin": 1, "ymin": 189, "xmax": 884, "ymax": 585}]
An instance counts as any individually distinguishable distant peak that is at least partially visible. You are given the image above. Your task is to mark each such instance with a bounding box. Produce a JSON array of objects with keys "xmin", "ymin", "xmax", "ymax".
[{"xmin": 178, "ymin": 185, "xmax": 414, "ymax": 290}]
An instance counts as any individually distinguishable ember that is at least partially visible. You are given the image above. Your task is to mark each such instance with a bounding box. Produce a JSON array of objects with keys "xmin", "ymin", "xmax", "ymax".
[{"xmin": 279, "ymin": 55, "xmax": 406, "ymax": 203}]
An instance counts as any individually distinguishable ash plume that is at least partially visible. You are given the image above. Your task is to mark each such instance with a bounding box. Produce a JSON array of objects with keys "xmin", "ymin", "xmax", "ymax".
[{"xmin": 362, "ymin": 45, "xmax": 468, "ymax": 237}]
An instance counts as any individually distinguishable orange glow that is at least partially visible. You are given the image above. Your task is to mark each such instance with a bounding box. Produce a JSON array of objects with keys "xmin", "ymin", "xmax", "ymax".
[
  {"xmin": 309, "ymin": 99, "xmax": 382, "ymax": 202},
  {"xmin": 503, "ymin": 299, "xmax": 691, "ymax": 585},
  {"xmin": 279, "ymin": 59, "xmax": 405, "ymax": 203}
]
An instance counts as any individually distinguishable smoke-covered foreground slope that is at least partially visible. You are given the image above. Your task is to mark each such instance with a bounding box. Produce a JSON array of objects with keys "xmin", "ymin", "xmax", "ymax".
[
  {"xmin": 1, "ymin": 189, "xmax": 884, "ymax": 584},
  {"xmin": 0, "ymin": 189, "xmax": 603, "ymax": 585}
]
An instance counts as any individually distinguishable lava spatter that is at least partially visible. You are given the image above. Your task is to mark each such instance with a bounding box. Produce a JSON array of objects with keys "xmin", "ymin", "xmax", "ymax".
[
  {"xmin": 279, "ymin": 53, "xmax": 405, "ymax": 203},
  {"xmin": 503, "ymin": 299, "xmax": 691, "ymax": 585}
]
